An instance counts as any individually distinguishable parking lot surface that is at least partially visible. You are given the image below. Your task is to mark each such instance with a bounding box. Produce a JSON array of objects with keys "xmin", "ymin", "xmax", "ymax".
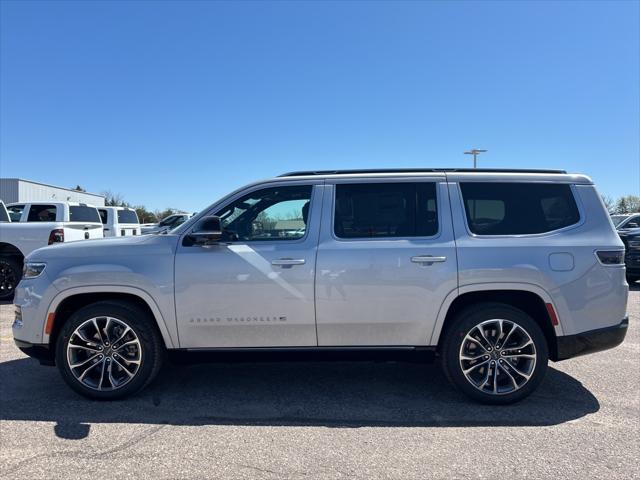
[{"xmin": 1, "ymin": 287, "xmax": 639, "ymax": 479}]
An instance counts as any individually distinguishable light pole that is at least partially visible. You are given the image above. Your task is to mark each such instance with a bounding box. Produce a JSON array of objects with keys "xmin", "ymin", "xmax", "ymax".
[{"xmin": 464, "ymin": 149, "xmax": 487, "ymax": 168}]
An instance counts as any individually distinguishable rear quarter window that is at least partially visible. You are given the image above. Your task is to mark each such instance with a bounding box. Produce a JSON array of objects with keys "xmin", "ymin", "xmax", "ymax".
[
  {"xmin": 69, "ymin": 206, "xmax": 101, "ymax": 223},
  {"xmin": 460, "ymin": 183, "xmax": 580, "ymax": 235}
]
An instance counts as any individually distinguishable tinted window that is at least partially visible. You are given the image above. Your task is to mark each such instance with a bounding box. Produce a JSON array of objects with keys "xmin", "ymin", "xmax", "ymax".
[
  {"xmin": 69, "ymin": 206, "xmax": 101, "ymax": 223},
  {"xmin": 117, "ymin": 209, "xmax": 139, "ymax": 224},
  {"xmin": 460, "ymin": 183, "xmax": 580, "ymax": 235},
  {"xmin": 334, "ymin": 183, "xmax": 438, "ymax": 238},
  {"xmin": 27, "ymin": 205, "xmax": 57, "ymax": 222},
  {"xmin": 216, "ymin": 185, "xmax": 312, "ymax": 241},
  {"xmin": 7, "ymin": 204, "xmax": 24, "ymax": 222},
  {"xmin": 98, "ymin": 209, "xmax": 108, "ymax": 224}
]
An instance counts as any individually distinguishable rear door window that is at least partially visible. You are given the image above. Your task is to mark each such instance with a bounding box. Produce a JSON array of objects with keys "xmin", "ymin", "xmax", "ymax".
[
  {"xmin": 117, "ymin": 209, "xmax": 139, "ymax": 224},
  {"xmin": 27, "ymin": 205, "xmax": 57, "ymax": 222},
  {"xmin": 334, "ymin": 183, "xmax": 439, "ymax": 238},
  {"xmin": 98, "ymin": 209, "xmax": 108, "ymax": 224},
  {"xmin": 69, "ymin": 206, "xmax": 101, "ymax": 223},
  {"xmin": 460, "ymin": 183, "xmax": 580, "ymax": 235}
]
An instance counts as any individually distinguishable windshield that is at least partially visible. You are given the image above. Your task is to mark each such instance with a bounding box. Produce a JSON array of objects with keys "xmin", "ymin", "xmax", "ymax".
[{"xmin": 611, "ymin": 215, "xmax": 628, "ymax": 227}]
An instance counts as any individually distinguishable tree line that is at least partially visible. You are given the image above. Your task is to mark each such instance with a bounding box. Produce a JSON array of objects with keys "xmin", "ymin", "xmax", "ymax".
[
  {"xmin": 100, "ymin": 191, "xmax": 182, "ymax": 223},
  {"xmin": 601, "ymin": 195, "xmax": 640, "ymax": 215}
]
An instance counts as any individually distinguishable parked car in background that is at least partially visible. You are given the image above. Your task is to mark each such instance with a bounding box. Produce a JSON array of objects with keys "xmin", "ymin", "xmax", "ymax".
[
  {"xmin": 618, "ymin": 227, "xmax": 640, "ymax": 284},
  {"xmin": 98, "ymin": 207, "xmax": 141, "ymax": 237},
  {"xmin": 141, "ymin": 213, "xmax": 192, "ymax": 235},
  {"xmin": 0, "ymin": 201, "xmax": 9, "ymax": 223},
  {"xmin": 0, "ymin": 202, "xmax": 103, "ymax": 299},
  {"xmin": 611, "ymin": 213, "xmax": 640, "ymax": 231},
  {"xmin": 12, "ymin": 169, "xmax": 628, "ymax": 404}
]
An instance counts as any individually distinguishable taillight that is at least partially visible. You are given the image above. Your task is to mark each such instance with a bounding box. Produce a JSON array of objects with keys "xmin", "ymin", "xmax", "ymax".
[
  {"xmin": 595, "ymin": 250, "xmax": 624, "ymax": 265},
  {"xmin": 48, "ymin": 229, "xmax": 64, "ymax": 244}
]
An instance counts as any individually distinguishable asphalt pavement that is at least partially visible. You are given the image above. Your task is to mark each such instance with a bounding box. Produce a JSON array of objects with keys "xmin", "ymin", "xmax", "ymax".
[{"xmin": 1, "ymin": 287, "xmax": 638, "ymax": 479}]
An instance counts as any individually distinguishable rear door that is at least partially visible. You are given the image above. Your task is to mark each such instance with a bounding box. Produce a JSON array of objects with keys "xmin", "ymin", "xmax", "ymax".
[{"xmin": 315, "ymin": 177, "xmax": 458, "ymax": 346}]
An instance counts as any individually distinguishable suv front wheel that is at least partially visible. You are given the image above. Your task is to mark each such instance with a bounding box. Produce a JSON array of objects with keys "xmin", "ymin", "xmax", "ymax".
[
  {"xmin": 55, "ymin": 301, "xmax": 164, "ymax": 400},
  {"xmin": 441, "ymin": 303, "xmax": 549, "ymax": 404}
]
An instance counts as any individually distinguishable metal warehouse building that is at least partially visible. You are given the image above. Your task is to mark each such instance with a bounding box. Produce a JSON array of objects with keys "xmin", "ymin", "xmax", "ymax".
[{"xmin": 0, "ymin": 178, "xmax": 105, "ymax": 206}]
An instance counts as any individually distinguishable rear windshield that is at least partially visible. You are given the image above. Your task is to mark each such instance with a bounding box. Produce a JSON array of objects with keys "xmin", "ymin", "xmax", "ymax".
[
  {"xmin": 69, "ymin": 206, "xmax": 101, "ymax": 223},
  {"xmin": 117, "ymin": 209, "xmax": 139, "ymax": 224},
  {"xmin": 460, "ymin": 183, "xmax": 580, "ymax": 235}
]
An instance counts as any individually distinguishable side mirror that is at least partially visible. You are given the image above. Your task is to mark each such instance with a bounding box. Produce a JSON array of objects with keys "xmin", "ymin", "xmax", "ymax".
[{"xmin": 186, "ymin": 216, "xmax": 223, "ymax": 245}]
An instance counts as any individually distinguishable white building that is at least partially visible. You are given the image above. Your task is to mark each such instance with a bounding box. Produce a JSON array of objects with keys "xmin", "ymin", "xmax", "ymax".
[{"xmin": 0, "ymin": 178, "xmax": 105, "ymax": 206}]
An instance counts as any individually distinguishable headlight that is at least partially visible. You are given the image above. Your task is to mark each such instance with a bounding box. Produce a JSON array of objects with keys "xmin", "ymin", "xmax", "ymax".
[{"xmin": 23, "ymin": 262, "xmax": 46, "ymax": 278}]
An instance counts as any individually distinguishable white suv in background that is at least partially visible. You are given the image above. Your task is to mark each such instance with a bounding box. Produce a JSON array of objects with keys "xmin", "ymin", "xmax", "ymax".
[
  {"xmin": 98, "ymin": 207, "xmax": 141, "ymax": 237},
  {"xmin": 12, "ymin": 169, "xmax": 628, "ymax": 404}
]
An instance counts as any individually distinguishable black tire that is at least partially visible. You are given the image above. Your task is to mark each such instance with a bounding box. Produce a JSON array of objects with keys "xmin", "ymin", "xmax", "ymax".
[
  {"xmin": 55, "ymin": 301, "xmax": 164, "ymax": 400},
  {"xmin": 0, "ymin": 256, "xmax": 21, "ymax": 301},
  {"xmin": 440, "ymin": 303, "xmax": 549, "ymax": 405}
]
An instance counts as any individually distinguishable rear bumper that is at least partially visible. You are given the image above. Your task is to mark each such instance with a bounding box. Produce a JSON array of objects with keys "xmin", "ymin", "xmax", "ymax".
[
  {"xmin": 555, "ymin": 317, "xmax": 628, "ymax": 361},
  {"xmin": 14, "ymin": 339, "xmax": 55, "ymax": 366}
]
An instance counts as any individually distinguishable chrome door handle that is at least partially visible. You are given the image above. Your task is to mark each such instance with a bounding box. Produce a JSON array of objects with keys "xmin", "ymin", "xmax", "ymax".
[
  {"xmin": 271, "ymin": 258, "xmax": 306, "ymax": 267},
  {"xmin": 411, "ymin": 255, "xmax": 447, "ymax": 265}
]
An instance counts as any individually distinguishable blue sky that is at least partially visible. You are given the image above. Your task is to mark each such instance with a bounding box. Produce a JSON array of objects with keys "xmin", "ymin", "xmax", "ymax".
[{"xmin": 1, "ymin": 0, "xmax": 638, "ymax": 212}]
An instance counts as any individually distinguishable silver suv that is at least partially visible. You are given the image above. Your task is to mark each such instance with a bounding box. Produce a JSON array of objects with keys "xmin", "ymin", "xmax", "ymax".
[{"xmin": 12, "ymin": 169, "xmax": 629, "ymax": 404}]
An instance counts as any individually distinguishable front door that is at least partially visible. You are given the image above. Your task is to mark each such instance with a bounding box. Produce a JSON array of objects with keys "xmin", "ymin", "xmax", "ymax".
[
  {"xmin": 315, "ymin": 178, "xmax": 458, "ymax": 346},
  {"xmin": 175, "ymin": 182, "xmax": 322, "ymax": 348}
]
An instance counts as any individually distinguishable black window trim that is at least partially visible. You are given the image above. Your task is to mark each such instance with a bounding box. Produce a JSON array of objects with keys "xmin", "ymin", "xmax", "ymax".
[
  {"xmin": 329, "ymin": 180, "xmax": 443, "ymax": 242},
  {"xmin": 457, "ymin": 181, "xmax": 585, "ymax": 238}
]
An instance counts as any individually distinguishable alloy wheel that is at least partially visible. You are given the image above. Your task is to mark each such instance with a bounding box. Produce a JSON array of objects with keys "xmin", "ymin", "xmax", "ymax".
[
  {"xmin": 66, "ymin": 316, "xmax": 142, "ymax": 391},
  {"xmin": 459, "ymin": 319, "xmax": 537, "ymax": 395}
]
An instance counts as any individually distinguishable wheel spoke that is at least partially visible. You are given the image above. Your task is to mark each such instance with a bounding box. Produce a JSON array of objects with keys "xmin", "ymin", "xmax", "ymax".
[
  {"xmin": 74, "ymin": 330, "xmax": 99, "ymax": 348},
  {"xmin": 474, "ymin": 325, "xmax": 494, "ymax": 350},
  {"xmin": 78, "ymin": 358, "xmax": 104, "ymax": 382},
  {"xmin": 463, "ymin": 333, "xmax": 488, "ymax": 352},
  {"xmin": 97, "ymin": 359, "xmax": 108, "ymax": 390},
  {"xmin": 498, "ymin": 362, "xmax": 519, "ymax": 390},
  {"xmin": 115, "ymin": 339, "xmax": 141, "ymax": 351},
  {"xmin": 113, "ymin": 357, "xmax": 135, "ymax": 378},
  {"xmin": 70, "ymin": 353, "xmax": 100, "ymax": 369},
  {"xmin": 92, "ymin": 318, "xmax": 105, "ymax": 345},
  {"xmin": 68, "ymin": 344, "xmax": 101, "ymax": 353},
  {"xmin": 111, "ymin": 326, "xmax": 131, "ymax": 346},
  {"xmin": 503, "ymin": 360, "xmax": 532, "ymax": 380},
  {"xmin": 463, "ymin": 358, "xmax": 490, "ymax": 374}
]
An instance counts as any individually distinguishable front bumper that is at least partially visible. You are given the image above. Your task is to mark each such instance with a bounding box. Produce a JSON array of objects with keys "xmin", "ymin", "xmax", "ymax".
[
  {"xmin": 14, "ymin": 339, "xmax": 55, "ymax": 366},
  {"xmin": 555, "ymin": 317, "xmax": 629, "ymax": 361}
]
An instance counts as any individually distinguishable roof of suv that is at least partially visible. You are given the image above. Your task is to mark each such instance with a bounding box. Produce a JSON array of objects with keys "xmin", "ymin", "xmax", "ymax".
[
  {"xmin": 276, "ymin": 168, "xmax": 592, "ymax": 184},
  {"xmin": 279, "ymin": 168, "xmax": 567, "ymax": 176}
]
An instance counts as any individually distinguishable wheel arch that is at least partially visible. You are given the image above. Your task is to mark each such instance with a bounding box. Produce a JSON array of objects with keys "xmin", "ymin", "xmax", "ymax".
[
  {"xmin": 0, "ymin": 242, "xmax": 25, "ymax": 262},
  {"xmin": 431, "ymin": 284, "xmax": 563, "ymax": 361},
  {"xmin": 46, "ymin": 287, "xmax": 176, "ymax": 354}
]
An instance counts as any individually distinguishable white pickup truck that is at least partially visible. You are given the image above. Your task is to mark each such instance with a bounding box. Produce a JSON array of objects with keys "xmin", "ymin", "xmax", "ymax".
[{"xmin": 0, "ymin": 201, "xmax": 103, "ymax": 299}]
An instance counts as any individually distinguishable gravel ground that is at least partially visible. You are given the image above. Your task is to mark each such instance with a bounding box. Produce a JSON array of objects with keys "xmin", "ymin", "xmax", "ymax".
[{"xmin": 1, "ymin": 287, "xmax": 638, "ymax": 479}]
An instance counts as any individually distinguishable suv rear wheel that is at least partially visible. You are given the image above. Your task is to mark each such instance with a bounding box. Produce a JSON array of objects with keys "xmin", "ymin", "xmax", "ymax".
[
  {"xmin": 441, "ymin": 303, "xmax": 548, "ymax": 404},
  {"xmin": 55, "ymin": 301, "xmax": 164, "ymax": 400}
]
